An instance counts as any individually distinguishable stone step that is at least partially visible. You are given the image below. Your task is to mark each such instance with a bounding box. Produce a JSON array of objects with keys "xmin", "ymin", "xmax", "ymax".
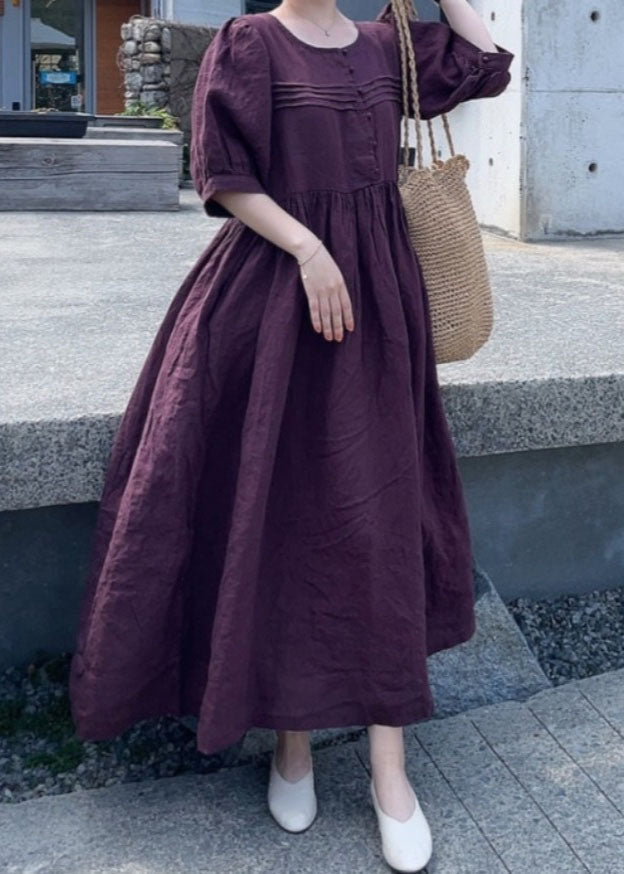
[{"xmin": 2, "ymin": 668, "xmax": 622, "ymax": 873}]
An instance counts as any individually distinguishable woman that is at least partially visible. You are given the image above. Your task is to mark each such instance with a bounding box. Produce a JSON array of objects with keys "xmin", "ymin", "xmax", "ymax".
[{"xmin": 69, "ymin": 0, "xmax": 513, "ymax": 870}]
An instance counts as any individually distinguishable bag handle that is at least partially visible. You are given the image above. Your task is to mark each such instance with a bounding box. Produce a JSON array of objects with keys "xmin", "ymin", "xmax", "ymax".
[{"xmin": 390, "ymin": 0, "xmax": 456, "ymax": 170}]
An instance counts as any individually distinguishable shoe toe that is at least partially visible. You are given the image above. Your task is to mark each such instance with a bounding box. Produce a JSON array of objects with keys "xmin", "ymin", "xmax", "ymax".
[
  {"xmin": 371, "ymin": 778, "xmax": 432, "ymax": 872},
  {"xmin": 275, "ymin": 802, "xmax": 317, "ymax": 833}
]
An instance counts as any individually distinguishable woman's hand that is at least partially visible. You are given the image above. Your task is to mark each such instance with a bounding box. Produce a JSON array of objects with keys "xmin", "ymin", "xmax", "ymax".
[
  {"xmin": 297, "ymin": 241, "xmax": 355, "ymax": 342},
  {"xmin": 207, "ymin": 191, "xmax": 355, "ymax": 341}
]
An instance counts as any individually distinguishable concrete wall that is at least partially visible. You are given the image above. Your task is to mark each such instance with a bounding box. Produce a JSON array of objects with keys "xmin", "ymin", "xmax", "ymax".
[
  {"xmin": 459, "ymin": 441, "xmax": 624, "ymax": 602},
  {"xmin": 523, "ymin": 0, "xmax": 623, "ymax": 238}
]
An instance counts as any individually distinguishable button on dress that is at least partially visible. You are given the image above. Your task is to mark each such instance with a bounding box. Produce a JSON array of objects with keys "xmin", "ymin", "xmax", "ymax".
[{"xmin": 68, "ymin": 4, "xmax": 514, "ymax": 756}]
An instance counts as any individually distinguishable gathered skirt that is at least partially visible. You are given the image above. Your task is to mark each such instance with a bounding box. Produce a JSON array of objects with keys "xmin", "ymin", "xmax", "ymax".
[{"xmin": 68, "ymin": 180, "xmax": 477, "ymax": 755}]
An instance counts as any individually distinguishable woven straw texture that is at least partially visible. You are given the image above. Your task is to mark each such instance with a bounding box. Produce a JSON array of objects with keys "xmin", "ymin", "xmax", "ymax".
[{"xmin": 392, "ymin": 0, "xmax": 493, "ymax": 364}]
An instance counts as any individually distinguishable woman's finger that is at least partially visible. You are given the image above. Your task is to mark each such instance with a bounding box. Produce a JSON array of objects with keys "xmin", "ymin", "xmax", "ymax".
[
  {"xmin": 330, "ymin": 295, "xmax": 344, "ymax": 342},
  {"xmin": 306, "ymin": 290, "xmax": 322, "ymax": 333},
  {"xmin": 339, "ymin": 287, "xmax": 355, "ymax": 332},
  {"xmin": 319, "ymin": 296, "xmax": 333, "ymax": 341}
]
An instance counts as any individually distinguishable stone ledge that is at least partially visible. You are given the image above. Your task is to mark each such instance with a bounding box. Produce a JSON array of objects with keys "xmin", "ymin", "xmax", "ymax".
[
  {"xmin": 2, "ymin": 190, "xmax": 623, "ymax": 514},
  {"xmin": 1, "ymin": 369, "xmax": 623, "ymax": 513}
]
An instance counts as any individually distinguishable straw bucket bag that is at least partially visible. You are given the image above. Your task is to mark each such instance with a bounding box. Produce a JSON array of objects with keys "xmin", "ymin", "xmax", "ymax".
[{"xmin": 391, "ymin": 0, "xmax": 493, "ymax": 364}]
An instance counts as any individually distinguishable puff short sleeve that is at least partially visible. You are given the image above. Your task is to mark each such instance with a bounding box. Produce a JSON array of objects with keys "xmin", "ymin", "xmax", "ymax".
[
  {"xmin": 190, "ymin": 17, "xmax": 272, "ymax": 218},
  {"xmin": 376, "ymin": 2, "xmax": 514, "ymax": 121}
]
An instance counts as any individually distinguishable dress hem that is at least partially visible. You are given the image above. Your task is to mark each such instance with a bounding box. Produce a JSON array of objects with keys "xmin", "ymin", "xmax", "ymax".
[
  {"xmin": 70, "ymin": 612, "xmax": 477, "ymax": 758},
  {"xmin": 194, "ymin": 612, "xmax": 477, "ymax": 756},
  {"xmin": 195, "ymin": 697, "xmax": 436, "ymax": 757}
]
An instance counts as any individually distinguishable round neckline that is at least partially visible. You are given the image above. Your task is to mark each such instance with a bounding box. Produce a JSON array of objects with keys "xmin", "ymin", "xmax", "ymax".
[{"xmin": 262, "ymin": 12, "xmax": 361, "ymax": 52}]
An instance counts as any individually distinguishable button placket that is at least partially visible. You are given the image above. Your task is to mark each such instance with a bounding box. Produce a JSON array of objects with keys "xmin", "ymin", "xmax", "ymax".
[{"xmin": 342, "ymin": 57, "xmax": 380, "ymax": 177}]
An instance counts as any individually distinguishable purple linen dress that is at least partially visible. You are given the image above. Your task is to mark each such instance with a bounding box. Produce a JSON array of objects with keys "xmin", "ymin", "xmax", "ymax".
[{"xmin": 68, "ymin": 3, "xmax": 514, "ymax": 756}]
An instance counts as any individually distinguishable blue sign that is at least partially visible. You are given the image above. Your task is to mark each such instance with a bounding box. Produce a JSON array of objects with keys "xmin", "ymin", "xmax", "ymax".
[{"xmin": 40, "ymin": 71, "xmax": 77, "ymax": 85}]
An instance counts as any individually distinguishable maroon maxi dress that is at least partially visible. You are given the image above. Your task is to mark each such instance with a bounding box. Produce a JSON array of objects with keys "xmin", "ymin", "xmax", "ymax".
[{"xmin": 69, "ymin": 2, "xmax": 514, "ymax": 756}]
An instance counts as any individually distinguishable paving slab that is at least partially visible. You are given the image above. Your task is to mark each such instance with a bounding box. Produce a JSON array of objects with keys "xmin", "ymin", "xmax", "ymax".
[
  {"xmin": 3, "ymin": 668, "xmax": 623, "ymax": 874},
  {"xmin": 408, "ymin": 706, "xmax": 589, "ymax": 873},
  {"xmin": 0, "ymin": 744, "xmax": 386, "ymax": 874}
]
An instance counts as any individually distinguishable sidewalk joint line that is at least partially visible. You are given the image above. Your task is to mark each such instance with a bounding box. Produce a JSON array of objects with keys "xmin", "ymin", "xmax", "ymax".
[
  {"xmin": 469, "ymin": 718, "xmax": 592, "ymax": 873},
  {"xmin": 577, "ymin": 686, "xmax": 624, "ymax": 742},
  {"xmin": 411, "ymin": 728, "xmax": 513, "ymax": 872},
  {"xmin": 526, "ymin": 701, "xmax": 624, "ymax": 820}
]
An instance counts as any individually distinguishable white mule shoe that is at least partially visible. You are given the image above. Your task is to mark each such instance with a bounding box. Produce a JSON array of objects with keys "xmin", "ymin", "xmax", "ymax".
[
  {"xmin": 370, "ymin": 776, "xmax": 433, "ymax": 872},
  {"xmin": 267, "ymin": 750, "xmax": 318, "ymax": 833}
]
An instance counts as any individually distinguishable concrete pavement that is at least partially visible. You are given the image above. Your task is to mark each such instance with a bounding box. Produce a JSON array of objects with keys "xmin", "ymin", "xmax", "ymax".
[{"xmin": 2, "ymin": 667, "xmax": 623, "ymax": 873}]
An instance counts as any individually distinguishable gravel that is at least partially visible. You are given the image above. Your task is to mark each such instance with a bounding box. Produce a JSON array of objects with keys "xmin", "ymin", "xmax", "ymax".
[
  {"xmin": 0, "ymin": 650, "xmax": 361, "ymax": 806},
  {"xmin": 2, "ymin": 584, "xmax": 623, "ymax": 805},
  {"xmin": 0, "ymin": 651, "xmax": 245, "ymax": 805},
  {"xmin": 508, "ymin": 584, "xmax": 624, "ymax": 685}
]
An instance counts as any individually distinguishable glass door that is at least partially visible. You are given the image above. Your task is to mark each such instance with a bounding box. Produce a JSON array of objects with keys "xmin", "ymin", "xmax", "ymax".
[{"xmin": 30, "ymin": 0, "xmax": 86, "ymax": 111}]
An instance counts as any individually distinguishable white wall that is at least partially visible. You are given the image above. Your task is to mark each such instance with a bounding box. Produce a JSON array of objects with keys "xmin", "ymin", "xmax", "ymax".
[
  {"xmin": 423, "ymin": 0, "xmax": 623, "ymax": 239},
  {"xmin": 410, "ymin": 0, "xmax": 522, "ymax": 237}
]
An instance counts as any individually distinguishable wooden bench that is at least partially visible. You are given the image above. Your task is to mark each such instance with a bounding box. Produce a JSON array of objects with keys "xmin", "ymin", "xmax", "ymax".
[
  {"xmin": 0, "ymin": 137, "xmax": 180, "ymax": 210},
  {"xmin": 84, "ymin": 126, "xmax": 185, "ymax": 181}
]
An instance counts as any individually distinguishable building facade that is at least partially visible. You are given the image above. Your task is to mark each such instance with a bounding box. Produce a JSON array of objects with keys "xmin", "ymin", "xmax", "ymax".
[
  {"xmin": 0, "ymin": 0, "xmax": 150, "ymax": 114},
  {"xmin": 0, "ymin": 0, "xmax": 437, "ymax": 114}
]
